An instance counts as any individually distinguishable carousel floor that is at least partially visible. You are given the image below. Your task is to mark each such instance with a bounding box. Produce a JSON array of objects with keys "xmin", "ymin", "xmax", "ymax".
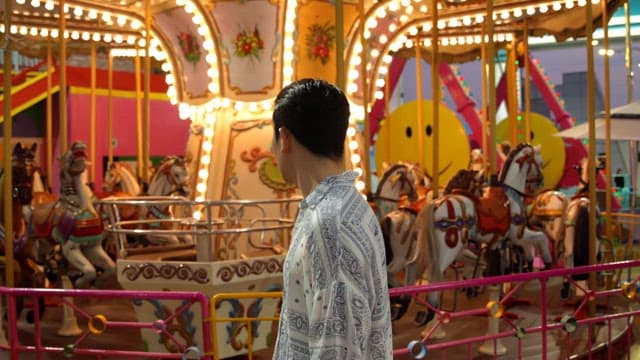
[{"xmin": 5, "ymin": 272, "xmax": 639, "ymax": 360}]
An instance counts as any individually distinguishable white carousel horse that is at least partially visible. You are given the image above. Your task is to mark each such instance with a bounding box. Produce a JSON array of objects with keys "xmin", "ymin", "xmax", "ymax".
[
  {"xmin": 382, "ymin": 168, "xmax": 486, "ymax": 320},
  {"xmin": 26, "ymin": 141, "xmax": 116, "ymax": 289},
  {"xmin": 99, "ymin": 156, "xmax": 192, "ymax": 247},
  {"xmin": 136, "ymin": 156, "xmax": 192, "ymax": 246},
  {"xmin": 407, "ymin": 143, "xmax": 552, "ymax": 326},
  {"xmin": 102, "ymin": 161, "xmax": 141, "ymax": 195},
  {"xmin": 370, "ymin": 162, "xmax": 422, "ymax": 220},
  {"xmin": 382, "ymin": 154, "xmax": 486, "ymax": 289}
]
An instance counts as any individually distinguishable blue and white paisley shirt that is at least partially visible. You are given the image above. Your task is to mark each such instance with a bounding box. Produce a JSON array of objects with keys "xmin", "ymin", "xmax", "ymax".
[{"xmin": 273, "ymin": 171, "xmax": 393, "ymax": 359}]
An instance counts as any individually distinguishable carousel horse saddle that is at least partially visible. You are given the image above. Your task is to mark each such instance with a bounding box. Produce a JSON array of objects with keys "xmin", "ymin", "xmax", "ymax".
[
  {"xmin": 473, "ymin": 186, "xmax": 510, "ymax": 236},
  {"xmin": 31, "ymin": 201, "xmax": 60, "ymax": 237},
  {"xmin": 56, "ymin": 209, "xmax": 104, "ymax": 241}
]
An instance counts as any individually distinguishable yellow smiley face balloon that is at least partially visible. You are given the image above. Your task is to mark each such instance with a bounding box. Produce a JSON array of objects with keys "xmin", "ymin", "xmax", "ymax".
[
  {"xmin": 375, "ymin": 99, "xmax": 470, "ymax": 186},
  {"xmin": 496, "ymin": 112, "xmax": 566, "ymax": 190}
]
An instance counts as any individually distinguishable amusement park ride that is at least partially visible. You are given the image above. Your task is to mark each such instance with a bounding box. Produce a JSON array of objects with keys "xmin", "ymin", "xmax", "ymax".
[{"xmin": 0, "ymin": 0, "xmax": 639, "ymax": 358}]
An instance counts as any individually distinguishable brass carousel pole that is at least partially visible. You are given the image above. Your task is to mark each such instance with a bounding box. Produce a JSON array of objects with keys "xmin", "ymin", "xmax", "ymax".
[
  {"xmin": 3, "ymin": 0, "xmax": 14, "ymax": 289},
  {"xmin": 585, "ymin": 0, "xmax": 597, "ymax": 316},
  {"xmin": 135, "ymin": 43, "xmax": 143, "ymax": 180},
  {"xmin": 107, "ymin": 51, "xmax": 113, "ymax": 164},
  {"xmin": 59, "ymin": 0, "xmax": 68, "ymax": 152},
  {"xmin": 359, "ymin": 0, "xmax": 370, "ymax": 192},
  {"xmin": 90, "ymin": 42, "xmax": 96, "ymax": 184},
  {"xmin": 336, "ymin": 0, "xmax": 344, "ymax": 90},
  {"xmin": 385, "ymin": 69, "xmax": 390, "ymax": 162},
  {"xmin": 624, "ymin": 1, "xmax": 633, "ymax": 103},
  {"xmin": 479, "ymin": 0, "xmax": 505, "ymax": 356},
  {"xmin": 46, "ymin": 40, "xmax": 53, "ymax": 190},
  {"xmin": 486, "ymin": 2, "xmax": 497, "ymax": 177},
  {"xmin": 143, "ymin": 0, "xmax": 152, "ymax": 184},
  {"xmin": 602, "ymin": 0, "xmax": 613, "ymax": 272},
  {"xmin": 415, "ymin": 33, "xmax": 424, "ymax": 177},
  {"xmin": 430, "ymin": 4, "xmax": 439, "ymax": 198},
  {"xmin": 523, "ymin": 20, "xmax": 531, "ymax": 143},
  {"xmin": 481, "ymin": 25, "xmax": 488, "ymax": 169},
  {"xmin": 506, "ymin": 38, "xmax": 518, "ymax": 145}
]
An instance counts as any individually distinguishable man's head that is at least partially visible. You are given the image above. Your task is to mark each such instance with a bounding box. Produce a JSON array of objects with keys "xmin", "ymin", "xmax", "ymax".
[{"xmin": 272, "ymin": 79, "xmax": 350, "ymax": 160}]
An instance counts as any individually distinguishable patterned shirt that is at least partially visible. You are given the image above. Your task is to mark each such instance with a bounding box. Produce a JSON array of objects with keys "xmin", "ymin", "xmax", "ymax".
[{"xmin": 273, "ymin": 171, "xmax": 393, "ymax": 359}]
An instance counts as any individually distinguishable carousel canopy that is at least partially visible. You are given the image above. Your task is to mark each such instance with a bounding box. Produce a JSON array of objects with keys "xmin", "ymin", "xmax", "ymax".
[
  {"xmin": 0, "ymin": 0, "xmax": 631, "ymax": 105},
  {"xmin": 555, "ymin": 101, "xmax": 640, "ymax": 141}
]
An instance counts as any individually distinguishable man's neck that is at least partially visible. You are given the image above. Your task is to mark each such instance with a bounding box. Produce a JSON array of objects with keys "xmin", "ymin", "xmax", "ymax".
[{"xmin": 294, "ymin": 154, "xmax": 346, "ymax": 197}]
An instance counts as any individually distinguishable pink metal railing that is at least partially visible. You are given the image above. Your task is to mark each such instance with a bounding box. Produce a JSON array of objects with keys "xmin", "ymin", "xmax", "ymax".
[
  {"xmin": 0, "ymin": 287, "xmax": 211, "ymax": 359},
  {"xmin": 0, "ymin": 260, "xmax": 639, "ymax": 359},
  {"xmin": 389, "ymin": 259, "xmax": 640, "ymax": 359}
]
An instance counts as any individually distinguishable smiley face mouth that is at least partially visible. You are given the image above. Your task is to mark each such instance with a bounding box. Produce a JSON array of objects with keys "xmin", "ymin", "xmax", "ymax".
[
  {"xmin": 542, "ymin": 159, "xmax": 551, "ymax": 169},
  {"xmin": 424, "ymin": 161, "xmax": 454, "ymax": 179}
]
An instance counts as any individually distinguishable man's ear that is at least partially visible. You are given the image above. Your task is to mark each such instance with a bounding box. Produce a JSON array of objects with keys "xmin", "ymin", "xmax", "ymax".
[{"xmin": 279, "ymin": 127, "xmax": 293, "ymax": 153}]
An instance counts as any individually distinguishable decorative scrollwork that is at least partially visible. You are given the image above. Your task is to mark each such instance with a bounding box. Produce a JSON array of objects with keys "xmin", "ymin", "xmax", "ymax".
[
  {"xmin": 121, "ymin": 263, "xmax": 210, "ymax": 284},
  {"xmin": 216, "ymin": 258, "xmax": 283, "ymax": 282}
]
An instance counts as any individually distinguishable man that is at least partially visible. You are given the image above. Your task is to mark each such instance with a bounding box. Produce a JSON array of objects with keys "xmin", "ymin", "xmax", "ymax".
[{"xmin": 271, "ymin": 79, "xmax": 393, "ymax": 359}]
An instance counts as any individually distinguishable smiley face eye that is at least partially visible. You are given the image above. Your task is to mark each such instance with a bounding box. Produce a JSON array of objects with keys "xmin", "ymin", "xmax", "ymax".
[
  {"xmin": 405, "ymin": 126, "xmax": 413, "ymax": 138},
  {"xmin": 530, "ymin": 131, "xmax": 535, "ymax": 141},
  {"xmin": 426, "ymin": 125, "xmax": 433, "ymax": 136}
]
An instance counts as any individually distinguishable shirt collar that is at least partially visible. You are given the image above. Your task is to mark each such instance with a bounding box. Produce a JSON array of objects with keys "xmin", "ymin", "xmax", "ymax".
[{"xmin": 300, "ymin": 170, "xmax": 358, "ymax": 210}]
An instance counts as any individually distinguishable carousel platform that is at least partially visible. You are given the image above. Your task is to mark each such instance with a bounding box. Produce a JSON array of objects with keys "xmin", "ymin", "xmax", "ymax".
[{"xmin": 8, "ymin": 270, "xmax": 640, "ymax": 359}]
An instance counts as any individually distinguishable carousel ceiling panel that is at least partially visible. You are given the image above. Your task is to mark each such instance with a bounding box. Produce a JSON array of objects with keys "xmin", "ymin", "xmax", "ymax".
[
  {"xmin": 155, "ymin": 6, "xmax": 210, "ymax": 99},
  {"xmin": 295, "ymin": 0, "xmax": 359, "ymax": 82},
  {"xmin": 211, "ymin": 0, "xmax": 283, "ymax": 100}
]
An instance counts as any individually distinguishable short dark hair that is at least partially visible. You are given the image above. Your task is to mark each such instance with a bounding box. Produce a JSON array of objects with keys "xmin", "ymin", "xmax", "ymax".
[{"xmin": 273, "ymin": 79, "xmax": 350, "ymax": 159}]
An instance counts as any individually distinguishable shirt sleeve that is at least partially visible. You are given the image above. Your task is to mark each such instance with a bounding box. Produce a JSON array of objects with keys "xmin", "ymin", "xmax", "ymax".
[{"xmin": 307, "ymin": 280, "xmax": 371, "ymax": 360}]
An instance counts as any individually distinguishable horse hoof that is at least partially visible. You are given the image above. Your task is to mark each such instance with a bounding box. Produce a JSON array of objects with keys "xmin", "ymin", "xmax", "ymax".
[
  {"xmin": 390, "ymin": 296, "xmax": 411, "ymax": 321},
  {"xmin": 415, "ymin": 310, "xmax": 435, "ymax": 327},
  {"xmin": 26, "ymin": 310, "xmax": 35, "ymax": 324}
]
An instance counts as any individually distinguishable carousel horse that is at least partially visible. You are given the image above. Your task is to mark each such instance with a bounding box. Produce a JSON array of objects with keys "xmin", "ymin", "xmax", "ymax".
[
  {"xmin": 370, "ymin": 162, "xmax": 422, "ymax": 220},
  {"xmin": 26, "ymin": 141, "xmax": 116, "ymax": 289},
  {"xmin": 529, "ymin": 190, "xmax": 569, "ymax": 263},
  {"xmin": 98, "ymin": 156, "xmax": 192, "ymax": 249},
  {"xmin": 407, "ymin": 143, "xmax": 552, "ymax": 326},
  {"xmin": 102, "ymin": 156, "xmax": 192, "ymax": 247},
  {"xmin": 0, "ymin": 143, "xmax": 47, "ymax": 319},
  {"xmin": 102, "ymin": 161, "xmax": 141, "ymax": 195},
  {"xmin": 382, "ymin": 168, "xmax": 486, "ymax": 320},
  {"xmin": 560, "ymin": 158, "xmax": 603, "ymax": 299}
]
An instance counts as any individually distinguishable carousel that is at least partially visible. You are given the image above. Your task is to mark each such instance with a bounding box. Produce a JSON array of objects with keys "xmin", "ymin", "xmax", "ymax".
[{"xmin": 0, "ymin": 0, "xmax": 639, "ymax": 358}]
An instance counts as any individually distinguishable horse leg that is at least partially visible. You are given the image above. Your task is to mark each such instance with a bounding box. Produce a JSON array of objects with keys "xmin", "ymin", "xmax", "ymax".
[
  {"xmin": 518, "ymin": 227, "xmax": 553, "ymax": 269},
  {"xmin": 84, "ymin": 242, "xmax": 116, "ymax": 288},
  {"xmin": 61, "ymin": 241, "xmax": 97, "ymax": 289}
]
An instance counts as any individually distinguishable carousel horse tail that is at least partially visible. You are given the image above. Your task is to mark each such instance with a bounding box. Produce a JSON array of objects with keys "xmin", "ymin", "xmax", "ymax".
[{"xmin": 572, "ymin": 205, "xmax": 590, "ymax": 281}]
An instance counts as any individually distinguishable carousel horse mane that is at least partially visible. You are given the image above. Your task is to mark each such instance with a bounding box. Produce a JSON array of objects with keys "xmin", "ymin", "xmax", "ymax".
[
  {"xmin": 443, "ymin": 169, "xmax": 480, "ymax": 195},
  {"xmin": 497, "ymin": 142, "xmax": 529, "ymax": 184}
]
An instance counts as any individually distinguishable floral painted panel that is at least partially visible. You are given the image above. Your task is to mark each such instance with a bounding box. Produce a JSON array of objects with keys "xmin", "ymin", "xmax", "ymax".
[
  {"xmin": 295, "ymin": 0, "xmax": 358, "ymax": 82},
  {"xmin": 155, "ymin": 7, "xmax": 210, "ymax": 99},
  {"xmin": 212, "ymin": 1, "xmax": 279, "ymax": 96}
]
